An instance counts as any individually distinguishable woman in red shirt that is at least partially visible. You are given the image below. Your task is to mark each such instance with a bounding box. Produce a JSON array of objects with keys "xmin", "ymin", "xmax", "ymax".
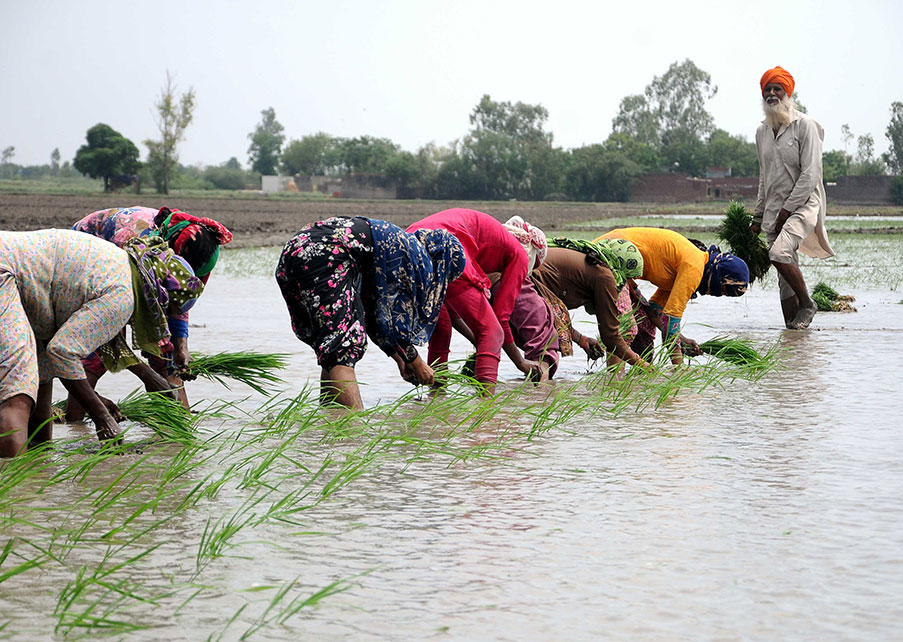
[{"xmin": 407, "ymin": 209, "xmax": 540, "ymax": 394}]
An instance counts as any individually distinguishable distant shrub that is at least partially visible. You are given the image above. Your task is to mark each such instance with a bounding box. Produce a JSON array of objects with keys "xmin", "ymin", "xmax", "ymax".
[
  {"xmin": 891, "ymin": 175, "xmax": 903, "ymax": 205},
  {"xmin": 204, "ymin": 166, "xmax": 248, "ymax": 190}
]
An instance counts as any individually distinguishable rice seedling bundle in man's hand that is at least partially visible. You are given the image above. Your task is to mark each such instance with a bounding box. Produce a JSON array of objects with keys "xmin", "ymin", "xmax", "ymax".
[
  {"xmin": 717, "ymin": 200, "xmax": 771, "ymax": 282},
  {"xmin": 812, "ymin": 282, "xmax": 857, "ymax": 312},
  {"xmin": 182, "ymin": 351, "xmax": 288, "ymax": 395}
]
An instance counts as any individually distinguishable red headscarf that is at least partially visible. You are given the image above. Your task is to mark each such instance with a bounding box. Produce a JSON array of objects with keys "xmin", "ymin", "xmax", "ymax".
[
  {"xmin": 760, "ymin": 66, "xmax": 795, "ymax": 96},
  {"xmin": 155, "ymin": 207, "xmax": 233, "ymax": 255}
]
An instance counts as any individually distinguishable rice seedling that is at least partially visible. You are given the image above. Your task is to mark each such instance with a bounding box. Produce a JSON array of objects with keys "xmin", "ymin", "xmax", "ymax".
[
  {"xmin": 717, "ymin": 200, "xmax": 771, "ymax": 282},
  {"xmin": 116, "ymin": 389, "xmax": 197, "ymax": 443},
  {"xmin": 183, "ymin": 351, "xmax": 288, "ymax": 395},
  {"xmin": 812, "ymin": 281, "xmax": 857, "ymax": 312},
  {"xmin": 696, "ymin": 336, "xmax": 779, "ymax": 374}
]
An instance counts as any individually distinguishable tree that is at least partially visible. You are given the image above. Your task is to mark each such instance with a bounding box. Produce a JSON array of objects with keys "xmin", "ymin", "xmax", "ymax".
[
  {"xmin": 890, "ymin": 175, "xmax": 903, "ymax": 205},
  {"xmin": 883, "ymin": 101, "xmax": 903, "ymax": 175},
  {"xmin": 50, "ymin": 148, "xmax": 60, "ymax": 174},
  {"xmin": 247, "ymin": 107, "xmax": 285, "ymax": 175},
  {"xmin": 850, "ymin": 133, "xmax": 886, "ymax": 176},
  {"xmin": 822, "ymin": 150, "xmax": 850, "ymax": 182},
  {"xmin": 384, "ymin": 151, "xmax": 419, "ymax": 198},
  {"xmin": 281, "ymin": 133, "xmax": 343, "ymax": 176},
  {"xmin": 73, "ymin": 124, "xmax": 140, "ymax": 192},
  {"xmin": 612, "ymin": 59, "xmax": 718, "ymax": 163},
  {"xmin": 204, "ymin": 159, "xmax": 248, "ymax": 190},
  {"xmin": 0, "ymin": 146, "xmax": 13, "ymax": 179},
  {"xmin": 703, "ymin": 129, "xmax": 758, "ymax": 177},
  {"xmin": 564, "ymin": 144, "xmax": 641, "ymax": 202},
  {"xmin": 338, "ymin": 136, "xmax": 399, "ymax": 174},
  {"xmin": 144, "ymin": 71, "xmax": 196, "ymax": 194},
  {"xmin": 603, "ymin": 133, "xmax": 660, "ymax": 172},
  {"xmin": 460, "ymin": 94, "xmax": 559, "ymax": 200}
]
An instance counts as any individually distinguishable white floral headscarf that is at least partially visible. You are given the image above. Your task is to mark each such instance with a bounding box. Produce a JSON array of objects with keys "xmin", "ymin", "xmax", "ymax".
[{"xmin": 503, "ymin": 216, "xmax": 548, "ymax": 274}]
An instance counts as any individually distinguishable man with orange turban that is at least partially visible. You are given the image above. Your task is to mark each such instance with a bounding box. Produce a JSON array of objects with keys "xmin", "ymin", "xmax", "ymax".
[{"xmin": 751, "ymin": 66, "xmax": 834, "ymax": 329}]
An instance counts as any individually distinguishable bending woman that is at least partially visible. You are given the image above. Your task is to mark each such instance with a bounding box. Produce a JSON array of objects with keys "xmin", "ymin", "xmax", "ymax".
[
  {"xmin": 531, "ymin": 242, "xmax": 651, "ymax": 371},
  {"xmin": 407, "ymin": 209, "xmax": 536, "ymax": 395},
  {"xmin": 598, "ymin": 227, "xmax": 749, "ymax": 365},
  {"xmin": 70, "ymin": 206, "xmax": 232, "ymax": 414},
  {"xmin": 0, "ymin": 231, "xmax": 203, "ymax": 457},
  {"xmin": 275, "ymin": 216, "xmax": 465, "ymax": 410}
]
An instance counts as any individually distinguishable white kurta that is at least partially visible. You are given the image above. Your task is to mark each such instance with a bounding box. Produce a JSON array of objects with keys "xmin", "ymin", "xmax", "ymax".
[{"xmin": 753, "ymin": 108, "xmax": 834, "ymax": 259}]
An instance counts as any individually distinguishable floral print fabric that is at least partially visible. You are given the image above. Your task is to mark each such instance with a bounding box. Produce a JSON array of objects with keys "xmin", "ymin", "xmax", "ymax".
[
  {"xmin": 0, "ymin": 230, "xmax": 133, "ymax": 402},
  {"xmin": 275, "ymin": 217, "xmax": 375, "ymax": 370},
  {"xmin": 275, "ymin": 217, "xmax": 465, "ymax": 370}
]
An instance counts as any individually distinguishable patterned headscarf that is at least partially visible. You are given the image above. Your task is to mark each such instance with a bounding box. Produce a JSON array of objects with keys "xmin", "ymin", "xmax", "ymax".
[
  {"xmin": 124, "ymin": 236, "xmax": 205, "ymax": 349},
  {"xmin": 549, "ymin": 237, "xmax": 644, "ymax": 290},
  {"xmin": 503, "ymin": 216, "xmax": 548, "ymax": 273},
  {"xmin": 698, "ymin": 245, "xmax": 750, "ymax": 297},
  {"xmin": 155, "ymin": 207, "xmax": 233, "ymax": 277},
  {"xmin": 760, "ymin": 66, "xmax": 795, "ymax": 96},
  {"xmin": 100, "ymin": 237, "xmax": 204, "ymax": 371},
  {"xmin": 366, "ymin": 219, "xmax": 466, "ymax": 346}
]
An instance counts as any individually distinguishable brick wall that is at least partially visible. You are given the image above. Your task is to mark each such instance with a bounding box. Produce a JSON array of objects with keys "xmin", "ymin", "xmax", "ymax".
[{"xmin": 826, "ymin": 175, "xmax": 893, "ymax": 204}]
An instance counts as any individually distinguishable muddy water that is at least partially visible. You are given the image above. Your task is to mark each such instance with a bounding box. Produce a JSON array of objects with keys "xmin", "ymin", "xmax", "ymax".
[{"xmin": 3, "ymin": 246, "xmax": 903, "ymax": 640}]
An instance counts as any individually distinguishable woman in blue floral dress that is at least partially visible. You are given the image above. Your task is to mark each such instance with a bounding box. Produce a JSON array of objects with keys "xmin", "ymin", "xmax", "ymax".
[{"xmin": 275, "ymin": 217, "xmax": 465, "ymax": 409}]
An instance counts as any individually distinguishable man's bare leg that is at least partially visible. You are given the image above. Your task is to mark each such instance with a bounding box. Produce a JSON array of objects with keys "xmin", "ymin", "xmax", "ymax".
[
  {"xmin": 773, "ymin": 261, "xmax": 816, "ymax": 329},
  {"xmin": 320, "ymin": 365, "xmax": 363, "ymax": 410}
]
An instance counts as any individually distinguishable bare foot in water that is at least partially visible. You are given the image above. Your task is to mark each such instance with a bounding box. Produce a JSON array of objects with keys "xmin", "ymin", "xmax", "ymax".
[{"xmin": 787, "ymin": 303, "xmax": 817, "ymax": 329}]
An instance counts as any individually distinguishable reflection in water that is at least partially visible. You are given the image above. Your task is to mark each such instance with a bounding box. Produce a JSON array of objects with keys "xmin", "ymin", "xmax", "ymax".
[{"xmin": 2, "ymin": 253, "xmax": 902, "ymax": 641}]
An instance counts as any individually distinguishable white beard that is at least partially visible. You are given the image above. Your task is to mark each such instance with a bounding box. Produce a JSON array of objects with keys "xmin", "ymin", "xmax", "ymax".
[{"xmin": 763, "ymin": 95, "xmax": 795, "ymax": 130}]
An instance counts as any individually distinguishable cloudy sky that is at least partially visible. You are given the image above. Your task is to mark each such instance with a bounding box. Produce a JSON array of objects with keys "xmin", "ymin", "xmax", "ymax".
[{"xmin": 2, "ymin": 0, "xmax": 901, "ymax": 168}]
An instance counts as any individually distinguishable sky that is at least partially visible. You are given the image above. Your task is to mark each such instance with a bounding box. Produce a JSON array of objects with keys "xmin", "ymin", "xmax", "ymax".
[{"xmin": 2, "ymin": 0, "xmax": 901, "ymax": 168}]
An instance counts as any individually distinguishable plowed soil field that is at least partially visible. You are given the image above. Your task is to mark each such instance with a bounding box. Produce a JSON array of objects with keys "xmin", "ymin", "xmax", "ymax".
[{"xmin": 0, "ymin": 193, "xmax": 662, "ymax": 248}]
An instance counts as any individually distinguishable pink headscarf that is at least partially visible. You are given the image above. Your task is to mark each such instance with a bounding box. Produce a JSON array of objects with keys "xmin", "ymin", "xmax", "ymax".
[{"xmin": 503, "ymin": 216, "xmax": 548, "ymax": 273}]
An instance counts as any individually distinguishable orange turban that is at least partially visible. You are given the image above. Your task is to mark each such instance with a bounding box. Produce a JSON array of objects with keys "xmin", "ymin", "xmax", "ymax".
[{"xmin": 760, "ymin": 66, "xmax": 795, "ymax": 96}]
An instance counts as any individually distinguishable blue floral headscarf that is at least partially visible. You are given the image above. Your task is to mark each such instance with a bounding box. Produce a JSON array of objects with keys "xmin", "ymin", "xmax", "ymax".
[
  {"xmin": 365, "ymin": 219, "xmax": 466, "ymax": 346},
  {"xmin": 698, "ymin": 245, "xmax": 750, "ymax": 297}
]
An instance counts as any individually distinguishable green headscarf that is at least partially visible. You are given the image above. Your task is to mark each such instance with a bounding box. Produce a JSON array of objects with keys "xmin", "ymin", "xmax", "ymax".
[
  {"xmin": 99, "ymin": 237, "xmax": 205, "ymax": 372},
  {"xmin": 549, "ymin": 237, "xmax": 643, "ymax": 289}
]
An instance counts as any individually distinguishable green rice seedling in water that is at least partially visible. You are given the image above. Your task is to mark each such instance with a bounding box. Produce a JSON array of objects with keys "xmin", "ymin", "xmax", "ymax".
[
  {"xmin": 117, "ymin": 389, "xmax": 197, "ymax": 443},
  {"xmin": 812, "ymin": 281, "xmax": 857, "ymax": 312},
  {"xmin": 184, "ymin": 351, "xmax": 288, "ymax": 396},
  {"xmin": 696, "ymin": 336, "xmax": 779, "ymax": 374},
  {"xmin": 718, "ymin": 200, "xmax": 771, "ymax": 282}
]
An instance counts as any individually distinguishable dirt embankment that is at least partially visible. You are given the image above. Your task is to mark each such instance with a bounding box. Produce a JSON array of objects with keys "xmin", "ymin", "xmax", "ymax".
[{"xmin": 0, "ymin": 193, "xmax": 667, "ymax": 248}]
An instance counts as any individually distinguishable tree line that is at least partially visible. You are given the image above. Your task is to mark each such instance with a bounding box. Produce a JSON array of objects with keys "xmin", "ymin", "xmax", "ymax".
[{"xmin": 3, "ymin": 61, "xmax": 902, "ymax": 202}]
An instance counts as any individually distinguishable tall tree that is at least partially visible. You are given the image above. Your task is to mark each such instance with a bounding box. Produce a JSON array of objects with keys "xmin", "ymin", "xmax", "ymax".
[
  {"xmin": 281, "ymin": 133, "xmax": 338, "ymax": 176},
  {"xmin": 73, "ymin": 124, "xmax": 140, "ymax": 192},
  {"xmin": 337, "ymin": 136, "xmax": 398, "ymax": 174},
  {"xmin": 247, "ymin": 107, "xmax": 285, "ymax": 175},
  {"xmin": 612, "ymin": 59, "xmax": 717, "ymax": 175},
  {"xmin": 50, "ymin": 148, "xmax": 60, "ymax": 174},
  {"xmin": 704, "ymin": 129, "xmax": 758, "ymax": 177},
  {"xmin": 460, "ymin": 94, "xmax": 559, "ymax": 200},
  {"xmin": 564, "ymin": 144, "xmax": 640, "ymax": 202},
  {"xmin": 883, "ymin": 101, "xmax": 903, "ymax": 175},
  {"xmin": 0, "ymin": 146, "xmax": 13, "ymax": 179},
  {"xmin": 144, "ymin": 71, "xmax": 196, "ymax": 194}
]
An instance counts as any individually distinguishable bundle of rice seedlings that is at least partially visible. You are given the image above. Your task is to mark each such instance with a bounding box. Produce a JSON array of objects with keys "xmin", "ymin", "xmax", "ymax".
[
  {"xmin": 812, "ymin": 282, "xmax": 857, "ymax": 312},
  {"xmin": 698, "ymin": 336, "xmax": 774, "ymax": 372},
  {"xmin": 117, "ymin": 389, "xmax": 196, "ymax": 442},
  {"xmin": 183, "ymin": 351, "xmax": 288, "ymax": 395},
  {"xmin": 717, "ymin": 200, "xmax": 771, "ymax": 282}
]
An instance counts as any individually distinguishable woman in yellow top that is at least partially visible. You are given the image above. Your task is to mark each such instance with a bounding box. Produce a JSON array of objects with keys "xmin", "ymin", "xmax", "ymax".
[{"xmin": 597, "ymin": 227, "xmax": 750, "ymax": 364}]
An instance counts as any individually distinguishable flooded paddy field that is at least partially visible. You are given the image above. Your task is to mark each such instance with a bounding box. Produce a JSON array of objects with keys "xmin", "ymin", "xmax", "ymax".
[{"xmin": 2, "ymin": 210, "xmax": 903, "ymax": 640}]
